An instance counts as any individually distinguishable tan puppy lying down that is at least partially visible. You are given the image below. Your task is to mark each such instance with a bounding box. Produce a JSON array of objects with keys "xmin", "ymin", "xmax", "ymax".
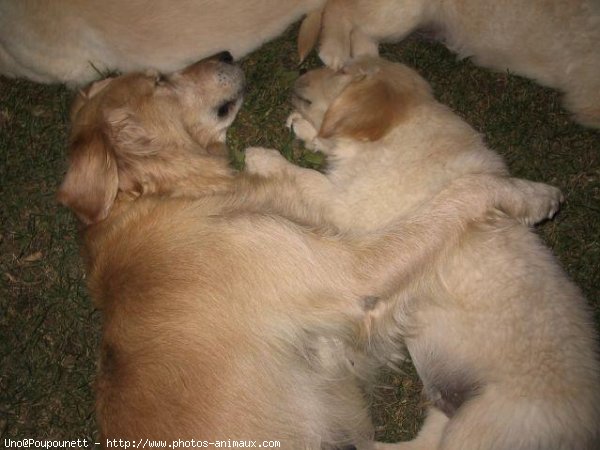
[
  {"xmin": 0, "ymin": 0, "xmax": 324, "ymax": 85},
  {"xmin": 57, "ymin": 55, "xmax": 559, "ymax": 447},
  {"xmin": 244, "ymin": 57, "xmax": 600, "ymax": 449},
  {"xmin": 299, "ymin": 0, "xmax": 600, "ymax": 128}
]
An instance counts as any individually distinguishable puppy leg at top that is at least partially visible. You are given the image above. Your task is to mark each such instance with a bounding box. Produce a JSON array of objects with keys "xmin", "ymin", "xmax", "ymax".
[
  {"xmin": 318, "ymin": 0, "xmax": 354, "ymax": 69},
  {"xmin": 319, "ymin": 0, "xmax": 427, "ymax": 68}
]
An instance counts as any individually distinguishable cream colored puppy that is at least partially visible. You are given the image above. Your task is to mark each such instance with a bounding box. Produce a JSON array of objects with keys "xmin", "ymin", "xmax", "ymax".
[
  {"xmin": 0, "ymin": 0, "xmax": 324, "ymax": 85},
  {"xmin": 245, "ymin": 57, "xmax": 600, "ymax": 449},
  {"xmin": 300, "ymin": 0, "xmax": 600, "ymax": 128}
]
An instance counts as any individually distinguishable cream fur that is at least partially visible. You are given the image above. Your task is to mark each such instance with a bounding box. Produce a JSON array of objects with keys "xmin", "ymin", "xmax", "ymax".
[
  {"xmin": 59, "ymin": 56, "xmax": 563, "ymax": 447},
  {"xmin": 0, "ymin": 0, "xmax": 324, "ymax": 85},
  {"xmin": 301, "ymin": 0, "xmax": 600, "ymax": 128},
  {"xmin": 245, "ymin": 56, "xmax": 600, "ymax": 449}
]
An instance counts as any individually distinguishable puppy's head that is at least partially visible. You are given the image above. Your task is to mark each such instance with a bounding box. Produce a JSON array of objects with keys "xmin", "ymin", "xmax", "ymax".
[
  {"xmin": 292, "ymin": 57, "xmax": 433, "ymax": 142},
  {"xmin": 58, "ymin": 52, "xmax": 245, "ymax": 225}
]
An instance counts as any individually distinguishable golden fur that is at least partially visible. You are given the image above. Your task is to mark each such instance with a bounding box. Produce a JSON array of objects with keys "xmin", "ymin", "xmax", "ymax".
[
  {"xmin": 299, "ymin": 0, "xmax": 600, "ymax": 128},
  {"xmin": 0, "ymin": 0, "xmax": 325, "ymax": 85},
  {"xmin": 59, "ymin": 55, "xmax": 564, "ymax": 448},
  {"xmin": 245, "ymin": 57, "xmax": 600, "ymax": 449}
]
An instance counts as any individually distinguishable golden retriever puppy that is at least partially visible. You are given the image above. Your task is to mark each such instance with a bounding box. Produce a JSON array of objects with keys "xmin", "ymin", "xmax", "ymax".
[
  {"xmin": 57, "ymin": 55, "xmax": 561, "ymax": 447},
  {"xmin": 0, "ymin": 0, "xmax": 325, "ymax": 85},
  {"xmin": 298, "ymin": 0, "xmax": 600, "ymax": 128},
  {"xmin": 244, "ymin": 57, "xmax": 600, "ymax": 449}
]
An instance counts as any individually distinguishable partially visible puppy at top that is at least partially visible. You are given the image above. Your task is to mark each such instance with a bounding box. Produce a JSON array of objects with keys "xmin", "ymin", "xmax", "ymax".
[
  {"xmin": 298, "ymin": 0, "xmax": 600, "ymax": 128},
  {"xmin": 0, "ymin": 0, "xmax": 325, "ymax": 85}
]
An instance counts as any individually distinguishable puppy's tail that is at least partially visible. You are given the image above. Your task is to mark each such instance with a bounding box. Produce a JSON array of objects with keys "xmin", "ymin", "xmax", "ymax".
[{"xmin": 298, "ymin": 8, "xmax": 323, "ymax": 63}]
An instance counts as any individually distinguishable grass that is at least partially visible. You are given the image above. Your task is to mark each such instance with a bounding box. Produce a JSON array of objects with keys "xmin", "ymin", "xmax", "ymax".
[{"xmin": 1, "ymin": 24, "xmax": 599, "ymax": 446}]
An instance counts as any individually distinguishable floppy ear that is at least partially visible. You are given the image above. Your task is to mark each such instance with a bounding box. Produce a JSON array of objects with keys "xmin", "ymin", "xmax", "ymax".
[
  {"xmin": 298, "ymin": 9, "xmax": 323, "ymax": 62},
  {"xmin": 105, "ymin": 107, "xmax": 158, "ymax": 156},
  {"xmin": 319, "ymin": 78, "xmax": 406, "ymax": 142},
  {"xmin": 57, "ymin": 128, "xmax": 119, "ymax": 225},
  {"xmin": 104, "ymin": 107, "xmax": 163, "ymax": 194}
]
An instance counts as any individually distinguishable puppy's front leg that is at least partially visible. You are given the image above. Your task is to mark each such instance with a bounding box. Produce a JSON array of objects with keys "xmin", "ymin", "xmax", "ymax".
[
  {"xmin": 352, "ymin": 175, "xmax": 563, "ymax": 297},
  {"xmin": 243, "ymin": 146, "xmax": 336, "ymax": 225},
  {"xmin": 244, "ymin": 146, "xmax": 334, "ymax": 199}
]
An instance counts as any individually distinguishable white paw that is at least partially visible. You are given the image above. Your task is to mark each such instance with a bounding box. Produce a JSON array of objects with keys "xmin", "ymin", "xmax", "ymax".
[
  {"xmin": 286, "ymin": 112, "xmax": 318, "ymax": 143},
  {"xmin": 244, "ymin": 147, "xmax": 289, "ymax": 177},
  {"xmin": 318, "ymin": 24, "xmax": 352, "ymax": 69},
  {"xmin": 520, "ymin": 183, "xmax": 564, "ymax": 226},
  {"xmin": 318, "ymin": 45, "xmax": 349, "ymax": 70}
]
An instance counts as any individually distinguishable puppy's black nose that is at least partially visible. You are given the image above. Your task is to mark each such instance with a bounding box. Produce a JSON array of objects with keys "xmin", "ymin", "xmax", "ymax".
[{"xmin": 216, "ymin": 51, "xmax": 234, "ymax": 64}]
